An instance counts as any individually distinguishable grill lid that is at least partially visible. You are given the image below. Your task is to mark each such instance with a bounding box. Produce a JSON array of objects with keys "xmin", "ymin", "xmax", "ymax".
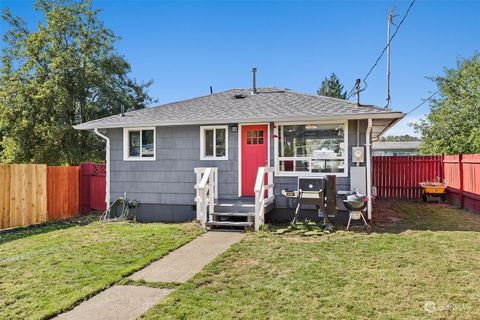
[{"xmin": 298, "ymin": 177, "xmax": 325, "ymax": 192}]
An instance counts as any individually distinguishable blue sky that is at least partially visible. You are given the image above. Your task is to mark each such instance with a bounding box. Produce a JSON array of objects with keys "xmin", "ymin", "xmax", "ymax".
[{"xmin": 1, "ymin": 0, "xmax": 479, "ymax": 136}]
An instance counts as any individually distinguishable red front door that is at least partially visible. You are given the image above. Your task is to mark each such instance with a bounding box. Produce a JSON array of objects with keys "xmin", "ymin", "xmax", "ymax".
[{"xmin": 241, "ymin": 124, "xmax": 268, "ymax": 196}]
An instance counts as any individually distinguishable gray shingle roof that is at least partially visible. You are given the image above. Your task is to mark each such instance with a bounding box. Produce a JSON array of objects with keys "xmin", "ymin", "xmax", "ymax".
[{"xmin": 74, "ymin": 87, "xmax": 404, "ymax": 130}]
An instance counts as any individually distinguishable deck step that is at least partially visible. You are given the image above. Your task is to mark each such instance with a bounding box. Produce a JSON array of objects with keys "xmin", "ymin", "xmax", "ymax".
[
  {"xmin": 214, "ymin": 198, "xmax": 256, "ymax": 213},
  {"xmin": 206, "ymin": 221, "xmax": 253, "ymax": 228},
  {"xmin": 211, "ymin": 212, "xmax": 255, "ymax": 217}
]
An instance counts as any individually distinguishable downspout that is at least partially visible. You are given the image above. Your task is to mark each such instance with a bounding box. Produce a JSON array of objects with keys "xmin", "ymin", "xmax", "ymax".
[
  {"xmin": 366, "ymin": 118, "xmax": 373, "ymax": 220},
  {"xmin": 94, "ymin": 128, "xmax": 110, "ymax": 209},
  {"xmin": 356, "ymin": 119, "xmax": 360, "ymax": 167}
]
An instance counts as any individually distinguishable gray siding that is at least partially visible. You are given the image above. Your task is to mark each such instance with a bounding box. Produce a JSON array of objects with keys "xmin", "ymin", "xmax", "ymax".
[
  {"xmin": 107, "ymin": 119, "xmax": 368, "ymax": 221},
  {"xmin": 108, "ymin": 124, "xmax": 238, "ymax": 211}
]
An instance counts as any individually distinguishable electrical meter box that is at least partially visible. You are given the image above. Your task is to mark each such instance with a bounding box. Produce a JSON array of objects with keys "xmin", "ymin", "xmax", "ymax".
[{"xmin": 352, "ymin": 146, "xmax": 365, "ymax": 163}]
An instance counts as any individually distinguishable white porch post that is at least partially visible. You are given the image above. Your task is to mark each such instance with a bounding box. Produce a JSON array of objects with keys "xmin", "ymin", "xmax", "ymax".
[{"xmin": 195, "ymin": 168, "xmax": 202, "ymax": 221}]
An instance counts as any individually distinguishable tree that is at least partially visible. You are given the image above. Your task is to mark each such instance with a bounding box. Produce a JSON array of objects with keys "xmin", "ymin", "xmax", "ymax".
[
  {"xmin": 379, "ymin": 135, "xmax": 420, "ymax": 142},
  {"xmin": 412, "ymin": 54, "xmax": 480, "ymax": 155},
  {"xmin": 0, "ymin": 0, "xmax": 154, "ymax": 165},
  {"xmin": 317, "ymin": 73, "xmax": 347, "ymax": 99}
]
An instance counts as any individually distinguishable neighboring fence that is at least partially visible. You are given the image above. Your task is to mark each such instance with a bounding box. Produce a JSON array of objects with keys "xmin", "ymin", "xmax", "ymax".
[
  {"xmin": 444, "ymin": 154, "xmax": 480, "ymax": 213},
  {"xmin": 372, "ymin": 155, "xmax": 444, "ymax": 199},
  {"xmin": 80, "ymin": 162, "xmax": 106, "ymax": 212},
  {"xmin": 0, "ymin": 164, "xmax": 48, "ymax": 229},
  {"xmin": 373, "ymin": 154, "xmax": 480, "ymax": 214},
  {"xmin": 1, "ymin": 162, "xmax": 105, "ymax": 230},
  {"xmin": 47, "ymin": 166, "xmax": 80, "ymax": 220}
]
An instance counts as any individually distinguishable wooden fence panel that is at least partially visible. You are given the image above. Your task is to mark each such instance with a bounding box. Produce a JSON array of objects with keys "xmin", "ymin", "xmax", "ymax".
[
  {"xmin": 443, "ymin": 155, "xmax": 461, "ymax": 189},
  {"xmin": 462, "ymin": 154, "xmax": 480, "ymax": 195},
  {"xmin": 444, "ymin": 154, "xmax": 480, "ymax": 214},
  {"xmin": 372, "ymin": 155, "xmax": 444, "ymax": 199},
  {"xmin": 80, "ymin": 162, "xmax": 106, "ymax": 212},
  {"xmin": 47, "ymin": 166, "xmax": 80, "ymax": 220},
  {"xmin": 0, "ymin": 164, "xmax": 47, "ymax": 229},
  {"xmin": 0, "ymin": 164, "xmax": 11, "ymax": 229}
]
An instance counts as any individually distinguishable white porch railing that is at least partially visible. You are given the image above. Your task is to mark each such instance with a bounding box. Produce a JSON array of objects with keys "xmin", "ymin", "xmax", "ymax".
[
  {"xmin": 254, "ymin": 166, "xmax": 275, "ymax": 231},
  {"xmin": 194, "ymin": 167, "xmax": 218, "ymax": 228}
]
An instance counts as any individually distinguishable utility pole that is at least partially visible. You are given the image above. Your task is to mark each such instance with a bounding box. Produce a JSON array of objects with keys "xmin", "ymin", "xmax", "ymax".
[{"xmin": 385, "ymin": 9, "xmax": 396, "ymax": 109}]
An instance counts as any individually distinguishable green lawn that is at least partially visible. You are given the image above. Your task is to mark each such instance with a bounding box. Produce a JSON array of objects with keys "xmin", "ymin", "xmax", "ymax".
[
  {"xmin": 143, "ymin": 202, "xmax": 480, "ymax": 319},
  {"xmin": 0, "ymin": 216, "xmax": 203, "ymax": 320}
]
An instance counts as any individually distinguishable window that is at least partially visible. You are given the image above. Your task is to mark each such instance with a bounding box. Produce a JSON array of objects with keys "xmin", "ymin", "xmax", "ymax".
[
  {"xmin": 247, "ymin": 130, "xmax": 264, "ymax": 144},
  {"xmin": 200, "ymin": 125, "xmax": 228, "ymax": 160},
  {"xmin": 276, "ymin": 122, "xmax": 347, "ymax": 176},
  {"xmin": 123, "ymin": 127, "xmax": 155, "ymax": 160}
]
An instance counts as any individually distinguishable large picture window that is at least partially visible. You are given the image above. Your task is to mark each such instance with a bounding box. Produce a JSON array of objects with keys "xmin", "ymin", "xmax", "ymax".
[
  {"xmin": 276, "ymin": 122, "xmax": 347, "ymax": 175},
  {"xmin": 200, "ymin": 125, "xmax": 228, "ymax": 160},
  {"xmin": 123, "ymin": 127, "xmax": 156, "ymax": 160}
]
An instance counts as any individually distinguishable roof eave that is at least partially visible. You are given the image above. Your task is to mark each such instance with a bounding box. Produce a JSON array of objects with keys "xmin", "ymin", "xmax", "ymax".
[{"xmin": 74, "ymin": 112, "xmax": 405, "ymax": 130}]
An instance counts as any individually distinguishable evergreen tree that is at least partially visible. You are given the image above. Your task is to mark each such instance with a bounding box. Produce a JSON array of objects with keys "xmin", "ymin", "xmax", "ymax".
[
  {"xmin": 317, "ymin": 73, "xmax": 347, "ymax": 99},
  {"xmin": 0, "ymin": 0, "xmax": 154, "ymax": 165}
]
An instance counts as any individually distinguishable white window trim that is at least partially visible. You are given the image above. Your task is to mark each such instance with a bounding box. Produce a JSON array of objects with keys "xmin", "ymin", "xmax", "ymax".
[
  {"xmin": 200, "ymin": 125, "xmax": 229, "ymax": 160},
  {"xmin": 123, "ymin": 127, "xmax": 156, "ymax": 161},
  {"xmin": 274, "ymin": 120, "xmax": 349, "ymax": 177}
]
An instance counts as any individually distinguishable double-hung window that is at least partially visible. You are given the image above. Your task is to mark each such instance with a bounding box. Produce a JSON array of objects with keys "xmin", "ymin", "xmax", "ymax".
[
  {"xmin": 123, "ymin": 127, "xmax": 156, "ymax": 160},
  {"xmin": 200, "ymin": 125, "xmax": 228, "ymax": 160},
  {"xmin": 276, "ymin": 122, "xmax": 347, "ymax": 176}
]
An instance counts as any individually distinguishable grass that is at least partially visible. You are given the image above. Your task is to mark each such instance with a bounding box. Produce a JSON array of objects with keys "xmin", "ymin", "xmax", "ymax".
[
  {"xmin": 142, "ymin": 201, "xmax": 480, "ymax": 319},
  {"xmin": 0, "ymin": 216, "xmax": 203, "ymax": 320}
]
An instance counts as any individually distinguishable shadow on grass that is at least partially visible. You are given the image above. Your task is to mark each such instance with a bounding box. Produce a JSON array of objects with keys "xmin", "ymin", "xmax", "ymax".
[
  {"xmin": 372, "ymin": 200, "xmax": 480, "ymax": 233},
  {"xmin": 264, "ymin": 200, "xmax": 480, "ymax": 235},
  {"xmin": 0, "ymin": 213, "xmax": 100, "ymax": 245}
]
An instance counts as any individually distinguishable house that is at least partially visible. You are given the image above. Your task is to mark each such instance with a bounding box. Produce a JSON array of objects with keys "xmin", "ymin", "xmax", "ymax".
[
  {"xmin": 74, "ymin": 84, "xmax": 404, "ymax": 230},
  {"xmin": 372, "ymin": 140, "xmax": 421, "ymax": 156}
]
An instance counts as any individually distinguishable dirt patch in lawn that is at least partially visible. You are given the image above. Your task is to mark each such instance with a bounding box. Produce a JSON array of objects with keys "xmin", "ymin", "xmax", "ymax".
[
  {"xmin": 373, "ymin": 199, "xmax": 480, "ymax": 233},
  {"xmin": 372, "ymin": 200, "xmax": 405, "ymax": 230}
]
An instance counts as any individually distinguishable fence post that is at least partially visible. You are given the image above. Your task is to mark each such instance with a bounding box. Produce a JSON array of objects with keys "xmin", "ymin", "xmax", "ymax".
[
  {"xmin": 459, "ymin": 154, "xmax": 464, "ymax": 209},
  {"xmin": 441, "ymin": 154, "xmax": 445, "ymax": 181}
]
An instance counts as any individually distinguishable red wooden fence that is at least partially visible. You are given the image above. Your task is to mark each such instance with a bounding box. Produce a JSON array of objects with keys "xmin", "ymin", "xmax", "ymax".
[
  {"xmin": 79, "ymin": 162, "xmax": 106, "ymax": 212},
  {"xmin": 372, "ymin": 155, "xmax": 444, "ymax": 199},
  {"xmin": 373, "ymin": 154, "xmax": 480, "ymax": 214},
  {"xmin": 443, "ymin": 154, "xmax": 480, "ymax": 214},
  {"xmin": 47, "ymin": 166, "xmax": 80, "ymax": 220}
]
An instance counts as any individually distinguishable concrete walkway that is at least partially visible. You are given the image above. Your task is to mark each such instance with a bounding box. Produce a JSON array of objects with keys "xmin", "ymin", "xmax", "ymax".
[
  {"xmin": 130, "ymin": 231, "xmax": 244, "ymax": 283},
  {"xmin": 55, "ymin": 286, "xmax": 171, "ymax": 320},
  {"xmin": 55, "ymin": 231, "xmax": 244, "ymax": 320}
]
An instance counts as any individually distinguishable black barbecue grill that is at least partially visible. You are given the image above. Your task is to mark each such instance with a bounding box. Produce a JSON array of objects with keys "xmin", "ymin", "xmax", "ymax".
[
  {"xmin": 282, "ymin": 176, "xmax": 337, "ymax": 228},
  {"xmin": 342, "ymin": 189, "xmax": 371, "ymax": 231}
]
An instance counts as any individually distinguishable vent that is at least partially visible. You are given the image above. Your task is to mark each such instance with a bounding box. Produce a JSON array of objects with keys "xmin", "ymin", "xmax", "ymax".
[{"xmin": 234, "ymin": 94, "xmax": 246, "ymax": 99}]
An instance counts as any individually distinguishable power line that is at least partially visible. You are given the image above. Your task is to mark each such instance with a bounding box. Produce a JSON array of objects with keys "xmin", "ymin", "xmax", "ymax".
[
  {"xmin": 347, "ymin": 0, "xmax": 416, "ymax": 99},
  {"xmin": 406, "ymin": 90, "xmax": 440, "ymax": 114}
]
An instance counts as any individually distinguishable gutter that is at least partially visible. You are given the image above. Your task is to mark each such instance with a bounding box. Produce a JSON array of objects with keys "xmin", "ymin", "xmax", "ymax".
[
  {"xmin": 94, "ymin": 128, "xmax": 111, "ymax": 209},
  {"xmin": 366, "ymin": 118, "xmax": 373, "ymax": 220}
]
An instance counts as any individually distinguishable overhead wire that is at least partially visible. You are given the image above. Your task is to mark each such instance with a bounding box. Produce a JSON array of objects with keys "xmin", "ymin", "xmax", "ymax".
[
  {"xmin": 347, "ymin": 0, "xmax": 416, "ymax": 100},
  {"xmin": 406, "ymin": 89, "xmax": 440, "ymax": 115}
]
